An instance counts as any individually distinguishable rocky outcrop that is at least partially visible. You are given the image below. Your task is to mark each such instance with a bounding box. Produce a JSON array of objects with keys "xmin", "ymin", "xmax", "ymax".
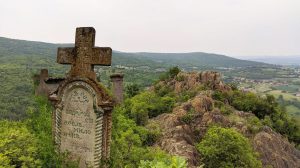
[
  {"xmin": 153, "ymin": 71, "xmax": 230, "ymax": 95},
  {"xmin": 149, "ymin": 71, "xmax": 300, "ymax": 168},
  {"xmin": 174, "ymin": 71, "xmax": 230, "ymax": 92},
  {"xmin": 150, "ymin": 95, "xmax": 223, "ymax": 167},
  {"xmin": 253, "ymin": 127, "xmax": 300, "ymax": 168},
  {"xmin": 151, "ymin": 111, "xmax": 200, "ymax": 167}
]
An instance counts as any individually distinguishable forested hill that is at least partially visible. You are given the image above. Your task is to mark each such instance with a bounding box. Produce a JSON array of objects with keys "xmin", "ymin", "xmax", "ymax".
[
  {"xmin": 0, "ymin": 36, "xmax": 267, "ymax": 68},
  {"xmin": 113, "ymin": 51, "xmax": 267, "ymax": 68},
  {"xmin": 0, "ymin": 36, "xmax": 268, "ymax": 120}
]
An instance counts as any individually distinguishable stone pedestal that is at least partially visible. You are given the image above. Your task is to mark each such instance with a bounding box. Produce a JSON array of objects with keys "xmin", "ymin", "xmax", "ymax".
[{"xmin": 110, "ymin": 74, "xmax": 124, "ymax": 104}]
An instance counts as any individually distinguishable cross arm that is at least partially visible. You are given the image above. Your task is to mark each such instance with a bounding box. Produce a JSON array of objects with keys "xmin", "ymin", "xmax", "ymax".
[
  {"xmin": 90, "ymin": 47, "xmax": 112, "ymax": 66},
  {"xmin": 57, "ymin": 47, "xmax": 75, "ymax": 64}
]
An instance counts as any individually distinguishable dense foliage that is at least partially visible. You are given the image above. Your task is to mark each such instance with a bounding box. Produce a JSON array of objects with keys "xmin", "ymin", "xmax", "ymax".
[
  {"xmin": 139, "ymin": 156, "xmax": 187, "ymax": 168},
  {"xmin": 110, "ymin": 104, "xmax": 185, "ymax": 167},
  {"xmin": 213, "ymin": 90, "xmax": 300, "ymax": 146},
  {"xmin": 124, "ymin": 91, "xmax": 175, "ymax": 125},
  {"xmin": 197, "ymin": 126, "xmax": 262, "ymax": 168},
  {"xmin": 0, "ymin": 120, "xmax": 41, "ymax": 167},
  {"xmin": 0, "ymin": 96, "xmax": 79, "ymax": 168},
  {"xmin": 125, "ymin": 83, "xmax": 141, "ymax": 98}
]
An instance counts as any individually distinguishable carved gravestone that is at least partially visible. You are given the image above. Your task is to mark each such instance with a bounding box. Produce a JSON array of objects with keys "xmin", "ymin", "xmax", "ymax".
[{"xmin": 52, "ymin": 27, "xmax": 113, "ymax": 168}]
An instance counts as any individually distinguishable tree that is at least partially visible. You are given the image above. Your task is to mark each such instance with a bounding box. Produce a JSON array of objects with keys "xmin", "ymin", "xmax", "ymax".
[
  {"xmin": 197, "ymin": 126, "xmax": 262, "ymax": 168},
  {"xmin": 126, "ymin": 83, "xmax": 141, "ymax": 98},
  {"xmin": 168, "ymin": 66, "xmax": 181, "ymax": 78},
  {"xmin": 159, "ymin": 66, "xmax": 181, "ymax": 81}
]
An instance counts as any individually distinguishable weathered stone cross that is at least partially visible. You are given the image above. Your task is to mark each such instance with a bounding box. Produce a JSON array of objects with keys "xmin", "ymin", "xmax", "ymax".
[{"xmin": 57, "ymin": 27, "xmax": 112, "ymax": 80}]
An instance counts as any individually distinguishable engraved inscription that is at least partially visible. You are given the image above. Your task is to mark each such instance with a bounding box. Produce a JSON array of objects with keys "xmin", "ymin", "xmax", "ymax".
[{"xmin": 60, "ymin": 87, "xmax": 96, "ymax": 167}]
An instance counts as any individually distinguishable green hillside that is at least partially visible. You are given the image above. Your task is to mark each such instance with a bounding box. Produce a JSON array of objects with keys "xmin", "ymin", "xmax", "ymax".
[
  {"xmin": 115, "ymin": 51, "xmax": 267, "ymax": 68},
  {"xmin": 0, "ymin": 36, "xmax": 269, "ymax": 120}
]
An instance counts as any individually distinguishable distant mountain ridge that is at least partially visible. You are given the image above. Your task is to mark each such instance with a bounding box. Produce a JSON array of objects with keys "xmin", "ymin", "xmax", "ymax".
[
  {"xmin": 249, "ymin": 56, "xmax": 300, "ymax": 65},
  {"xmin": 112, "ymin": 51, "xmax": 268, "ymax": 68},
  {"xmin": 0, "ymin": 36, "xmax": 268, "ymax": 68}
]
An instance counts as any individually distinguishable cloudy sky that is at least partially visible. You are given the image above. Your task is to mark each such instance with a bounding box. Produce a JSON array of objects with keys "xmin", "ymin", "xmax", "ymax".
[{"xmin": 0, "ymin": 0, "xmax": 299, "ymax": 57}]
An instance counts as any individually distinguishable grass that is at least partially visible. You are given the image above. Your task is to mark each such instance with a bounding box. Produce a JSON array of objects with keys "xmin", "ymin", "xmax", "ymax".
[
  {"xmin": 285, "ymin": 105, "xmax": 300, "ymax": 124},
  {"xmin": 267, "ymin": 90, "xmax": 300, "ymax": 101},
  {"xmin": 273, "ymin": 85, "xmax": 300, "ymax": 93},
  {"xmin": 254, "ymin": 83, "xmax": 272, "ymax": 93}
]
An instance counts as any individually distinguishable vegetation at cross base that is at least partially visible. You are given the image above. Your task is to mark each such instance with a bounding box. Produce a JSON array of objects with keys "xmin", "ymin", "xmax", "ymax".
[
  {"xmin": 0, "ymin": 120, "xmax": 41, "ymax": 167},
  {"xmin": 0, "ymin": 96, "xmax": 79, "ymax": 168},
  {"xmin": 109, "ymin": 101, "xmax": 183, "ymax": 167},
  {"xmin": 197, "ymin": 126, "xmax": 262, "ymax": 168},
  {"xmin": 212, "ymin": 89, "xmax": 300, "ymax": 146}
]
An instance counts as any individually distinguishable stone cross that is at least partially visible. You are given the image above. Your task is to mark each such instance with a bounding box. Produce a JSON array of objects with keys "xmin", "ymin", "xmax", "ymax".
[
  {"xmin": 57, "ymin": 27, "xmax": 112, "ymax": 80},
  {"xmin": 53, "ymin": 27, "xmax": 114, "ymax": 168}
]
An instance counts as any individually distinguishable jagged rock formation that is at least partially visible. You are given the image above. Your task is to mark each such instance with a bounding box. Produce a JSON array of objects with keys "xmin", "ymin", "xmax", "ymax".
[
  {"xmin": 148, "ymin": 71, "xmax": 300, "ymax": 168},
  {"xmin": 253, "ymin": 127, "xmax": 300, "ymax": 168}
]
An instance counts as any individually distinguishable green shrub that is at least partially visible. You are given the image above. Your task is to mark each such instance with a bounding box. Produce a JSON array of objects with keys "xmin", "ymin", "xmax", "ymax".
[
  {"xmin": 0, "ymin": 120, "xmax": 41, "ymax": 167},
  {"xmin": 180, "ymin": 108, "xmax": 196, "ymax": 124},
  {"xmin": 126, "ymin": 83, "xmax": 141, "ymax": 98},
  {"xmin": 212, "ymin": 90, "xmax": 300, "ymax": 145},
  {"xmin": 154, "ymin": 84, "xmax": 172, "ymax": 97},
  {"xmin": 145, "ymin": 122, "xmax": 162, "ymax": 146},
  {"xmin": 158, "ymin": 66, "xmax": 181, "ymax": 81},
  {"xmin": 177, "ymin": 90, "xmax": 197, "ymax": 102},
  {"xmin": 139, "ymin": 155, "xmax": 187, "ymax": 168},
  {"xmin": 175, "ymin": 75, "xmax": 185, "ymax": 82},
  {"xmin": 247, "ymin": 116, "xmax": 263, "ymax": 134},
  {"xmin": 197, "ymin": 126, "xmax": 262, "ymax": 168},
  {"xmin": 214, "ymin": 101, "xmax": 233, "ymax": 115},
  {"xmin": 168, "ymin": 66, "xmax": 181, "ymax": 78},
  {"xmin": 220, "ymin": 105, "xmax": 234, "ymax": 115},
  {"xmin": 127, "ymin": 91, "xmax": 175, "ymax": 125},
  {"xmin": 110, "ymin": 106, "xmax": 176, "ymax": 168},
  {"xmin": 180, "ymin": 113, "xmax": 194, "ymax": 125},
  {"xmin": 26, "ymin": 96, "xmax": 80, "ymax": 167}
]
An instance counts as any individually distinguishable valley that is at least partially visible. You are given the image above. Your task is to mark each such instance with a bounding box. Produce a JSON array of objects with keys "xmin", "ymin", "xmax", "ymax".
[{"xmin": 0, "ymin": 36, "xmax": 300, "ymax": 125}]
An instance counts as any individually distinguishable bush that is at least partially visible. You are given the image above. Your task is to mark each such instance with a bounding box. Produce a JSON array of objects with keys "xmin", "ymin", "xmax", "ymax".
[
  {"xmin": 127, "ymin": 91, "xmax": 175, "ymax": 125},
  {"xmin": 26, "ymin": 96, "xmax": 78, "ymax": 167},
  {"xmin": 180, "ymin": 108, "xmax": 196, "ymax": 124},
  {"xmin": 175, "ymin": 75, "xmax": 185, "ymax": 82},
  {"xmin": 110, "ymin": 106, "xmax": 180, "ymax": 168},
  {"xmin": 158, "ymin": 66, "xmax": 181, "ymax": 81},
  {"xmin": 169, "ymin": 66, "xmax": 181, "ymax": 78},
  {"xmin": 0, "ymin": 120, "xmax": 41, "ymax": 167},
  {"xmin": 139, "ymin": 155, "xmax": 187, "ymax": 168},
  {"xmin": 25, "ymin": 96, "xmax": 63, "ymax": 167},
  {"xmin": 197, "ymin": 126, "xmax": 262, "ymax": 168},
  {"xmin": 177, "ymin": 90, "xmax": 198, "ymax": 102},
  {"xmin": 145, "ymin": 122, "xmax": 162, "ymax": 146},
  {"xmin": 247, "ymin": 116, "xmax": 263, "ymax": 134},
  {"xmin": 154, "ymin": 84, "xmax": 172, "ymax": 97},
  {"xmin": 213, "ymin": 90, "xmax": 300, "ymax": 145}
]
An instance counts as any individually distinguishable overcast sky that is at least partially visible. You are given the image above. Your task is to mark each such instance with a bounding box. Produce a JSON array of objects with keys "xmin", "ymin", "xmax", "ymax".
[{"xmin": 0, "ymin": 0, "xmax": 299, "ymax": 58}]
